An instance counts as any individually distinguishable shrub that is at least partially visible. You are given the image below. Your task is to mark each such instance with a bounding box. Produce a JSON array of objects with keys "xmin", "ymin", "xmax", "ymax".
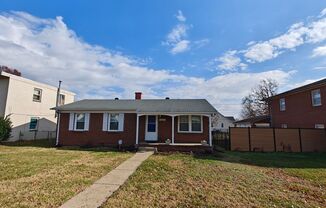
[{"xmin": 0, "ymin": 115, "xmax": 12, "ymax": 141}]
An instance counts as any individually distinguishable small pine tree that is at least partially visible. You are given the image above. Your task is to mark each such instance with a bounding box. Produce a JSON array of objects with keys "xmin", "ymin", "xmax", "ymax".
[{"xmin": 0, "ymin": 115, "xmax": 12, "ymax": 141}]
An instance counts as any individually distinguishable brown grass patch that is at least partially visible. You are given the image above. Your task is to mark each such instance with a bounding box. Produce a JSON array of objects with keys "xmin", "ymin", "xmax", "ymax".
[{"xmin": 0, "ymin": 144, "xmax": 132, "ymax": 207}]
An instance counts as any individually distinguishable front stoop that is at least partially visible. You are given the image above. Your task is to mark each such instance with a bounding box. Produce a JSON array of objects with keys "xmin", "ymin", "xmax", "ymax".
[
  {"xmin": 137, "ymin": 146, "xmax": 158, "ymax": 152},
  {"xmin": 59, "ymin": 151, "xmax": 153, "ymax": 208}
]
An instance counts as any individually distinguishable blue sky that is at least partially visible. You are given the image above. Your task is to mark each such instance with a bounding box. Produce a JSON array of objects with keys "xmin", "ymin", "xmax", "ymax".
[{"xmin": 0, "ymin": 0, "xmax": 326, "ymax": 116}]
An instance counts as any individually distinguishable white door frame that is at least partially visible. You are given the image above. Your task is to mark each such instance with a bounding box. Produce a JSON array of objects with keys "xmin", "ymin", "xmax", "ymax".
[{"xmin": 145, "ymin": 115, "xmax": 158, "ymax": 141}]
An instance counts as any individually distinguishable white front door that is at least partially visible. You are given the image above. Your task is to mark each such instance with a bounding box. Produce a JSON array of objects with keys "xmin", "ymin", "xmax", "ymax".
[{"xmin": 145, "ymin": 115, "xmax": 158, "ymax": 141}]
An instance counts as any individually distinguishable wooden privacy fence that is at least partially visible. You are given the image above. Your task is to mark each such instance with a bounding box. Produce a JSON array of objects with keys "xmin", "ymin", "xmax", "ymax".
[{"xmin": 230, "ymin": 127, "xmax": 326, "ymax": 152}]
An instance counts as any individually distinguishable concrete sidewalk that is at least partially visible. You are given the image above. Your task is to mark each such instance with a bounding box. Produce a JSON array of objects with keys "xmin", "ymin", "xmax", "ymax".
[{"xmin": 60, "ymin": 151, "xmax": 153, "ymax": 208}]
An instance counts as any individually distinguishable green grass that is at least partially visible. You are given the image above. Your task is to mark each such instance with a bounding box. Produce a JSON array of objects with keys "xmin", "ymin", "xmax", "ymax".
[
  {"xmin": 223, "ymin": 152, "xmax": 326, "ymax": 186},
  {"xmin": 0, "ymin": 140, "xmax": 132, "ymax": 208},
  {"xmin": 104, "ymin": 152, "xmax": 326, "ymax": 208}
]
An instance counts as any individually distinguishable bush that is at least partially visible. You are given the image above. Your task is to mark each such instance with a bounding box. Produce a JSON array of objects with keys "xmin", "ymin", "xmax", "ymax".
[{"xmin": 0, "ymin": 115, "xmax": 12, "ymax": 141}]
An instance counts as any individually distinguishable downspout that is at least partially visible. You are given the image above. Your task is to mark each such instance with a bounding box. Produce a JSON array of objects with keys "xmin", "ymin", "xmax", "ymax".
[{"xmin": 55, "ymin": 111, "xmax": 60, "ymax": 146}]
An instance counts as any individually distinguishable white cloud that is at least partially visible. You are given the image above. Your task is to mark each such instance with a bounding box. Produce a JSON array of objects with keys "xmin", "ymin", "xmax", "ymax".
[
  {"xmin": 170, "ymin": 40, "xmax": 190, "ymax": 54},
  {"xmin": 312, "ymin": 45, "xmax": 326, "ymax": 57},
  {"xmin": 164, "ymin": 10, "xmax": 210, "ymax": 55},
  {"xmin": 163, "ymin": 11, "xmax": 191, "ymax": 55},
  {"xmin": 319, "ymin": 8, "xmax": 326, "ymax": 17},
  {"xmin": 193, "ymin": 38, "xmax": 210, "ymax": 49},
  {"xmin": 164, "ymin": 69, "xmax": 294, "ymax": 115},
  {"xmin": 244, "ymin": 42, "xmax": 278, "ymax": 63},
  {"xmin": 216, "ymin": 8, "xmax": 326, "ymax": 64},
  {"xmin": 0, "ymin": 11, "xmax": 296, "ymax": 117},
  {"xmin": 217, "ymin": 50, "xmax": 247, "ymax": 70},
  {"xmin": 314, "ymin": 66, "xmax": 326, "ymax": 70},
  {"xmin": 176, "ymin": 10, "xmax": 186, "ymax": 22},
  {"xmin": 306, "ymin": 18, "xmax": 326, "ymax": 43},
  {"xmin": 0, "ymin": 11, "xmax": 188, "ymax": 99},
  {"xmin": 166, "ymin": 24, "xmax": 188, "ymax": 44}
]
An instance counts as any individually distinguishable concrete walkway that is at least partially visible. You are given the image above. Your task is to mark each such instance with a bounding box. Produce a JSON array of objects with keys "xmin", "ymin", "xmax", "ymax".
[{"xmin": 60, "ymin": 151, "xmax": 153, "ymax": 208}]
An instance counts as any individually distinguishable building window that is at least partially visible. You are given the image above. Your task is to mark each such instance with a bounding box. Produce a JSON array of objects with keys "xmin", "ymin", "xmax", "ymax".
[
  {"xmin": 315, "ymin": 124, "xmax": 325, "ymax": 129},
  {"xmin": 75, "ymin": 113, "xmax": 86, "ymax": 130},
  {"xmin": 33, "ymin": 88, "xmax": 42, "ymax": 102},
  {"xmin": 105, "ymin": 113, "xmax": 124, "ymax": 131},
  {"xmin": 191, "ymin": 116, "xmax": 202, "ymax": 132},
  {"xmin": 221, "ymin": 123, "xmax": 224, "ymax": 128},
  {"xmin": 58, "ymin": 94, "xmax": 65, "ymax": 106},
  {"xmin": 279, "ymin": 98, "xmax": 286, "ymax": 111},
  {"xmin": 29, "ymin": 118, "xmax": 38, "ymax": 130},
  {"xmin": 178, "ymin": 115, "xmax": 202, "ymax": 132},
  {"xmin": 311, "ymin": 89, "xmax": 322, "ymax": 106},
  {"xmin": 109, "ymin": 113, "xmax": 119, "ymax": 131},
  {"xmin": 281, "ymin": 124, "xmax": 288, "ymax": 128},
  {"xmin": 179, "ymin": 115, "xmax": 189, "ymax": 132}
]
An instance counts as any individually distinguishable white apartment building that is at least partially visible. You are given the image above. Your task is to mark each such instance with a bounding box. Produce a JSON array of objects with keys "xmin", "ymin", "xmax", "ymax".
[{"xmin": 0, "ymin": 69, "xmax": 75, "ymax": 141}]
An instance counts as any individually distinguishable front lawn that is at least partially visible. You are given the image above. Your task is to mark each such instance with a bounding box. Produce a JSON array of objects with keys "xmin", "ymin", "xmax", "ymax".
[
  {"xmin": 0, "ymin": 140, "xmax": 132, "ymax": 208},
  {"xmin": 104, "ymin": 151, "xmax": 326, "ymax": 208}
]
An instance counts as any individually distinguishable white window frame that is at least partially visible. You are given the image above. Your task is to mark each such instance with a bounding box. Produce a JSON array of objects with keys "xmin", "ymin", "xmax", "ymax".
[
  {"xmin": 178, "ymin": 115, "xmax": 190, "ymax": 132},
  {"xmin": 74, "ymin": 113, "xmax": 86, "ymax": 131},
  {"xmin": 178, "ymin": 115, "xmax": 203, "ymax": 133},
  {"xmin": 104, "ymin": 113, "xmax": 124, "ymax": 132},
  {"xmin": 315, "ymin": 124, "xmax": 325, "ymax": 129},
  {"xmin": 311, "ymin": 89, "xmax": 322, "ymax": 107},
  {"xmin": 108, "ymin": 113, "xmax": 119, "ymax": 132},
  {"xmin": 281, "ymin": 124, "xmax": 288, "ymax": 128},
  {"xmin": 279, "ymin": 98, "xmax": 286, "ymax": 111},
  {"xmin": 33, "ymin": 88, "xmax": 42, "ymax": 102}
]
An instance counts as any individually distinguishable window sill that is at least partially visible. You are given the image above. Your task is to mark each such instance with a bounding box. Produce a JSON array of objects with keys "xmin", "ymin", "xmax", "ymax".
[
  {"xmin": 178, "ymin": 131, "xmax": 203, "ymax": 134},
  {"xmin": 73, "ymin": 129, "xmax": 88, "ymax": 132},
  {"xmin": 107, "ymin": 130, "xmax": 124, "ymax": 132}
]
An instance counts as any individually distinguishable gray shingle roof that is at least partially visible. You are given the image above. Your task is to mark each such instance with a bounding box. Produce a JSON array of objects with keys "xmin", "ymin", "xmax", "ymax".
[{"xmin": 53, "ymin": 99, "xmax": 217, "ymax": 113}]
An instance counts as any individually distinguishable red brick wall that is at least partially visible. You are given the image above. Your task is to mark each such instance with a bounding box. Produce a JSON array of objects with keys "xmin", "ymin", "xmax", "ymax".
[
  {"xmin": 58, "ymin": 113, "xmax": 136, "ymax": 146},
  {"xmin": 59, "ymin": 113, "xmax": 209, "ymax": 146},
  {"xmin": 174, "ymin": 116, "xmax": 209, "ymax": 143},
  {"xmin": 270, "ymin": 85, "xmax": 326, "ymax": 128},
  {"xmin": 158, "ymin": 116, "xmax": 172, "ymax": 142}
]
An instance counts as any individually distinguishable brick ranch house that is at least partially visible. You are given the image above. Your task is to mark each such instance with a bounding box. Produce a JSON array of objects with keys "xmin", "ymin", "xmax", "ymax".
[
  {"xmin": 53, "ymin": 92, "xmax": 217, "ymax": 150},
  {"xmin": 268, "ymin": 78, "xmax": 326, "ymax": 129}
]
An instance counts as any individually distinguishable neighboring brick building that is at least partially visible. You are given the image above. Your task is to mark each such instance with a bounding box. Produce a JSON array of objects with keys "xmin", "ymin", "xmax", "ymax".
[
  {"xmin": 53, "ymin": 92, "xmax": 217, "ymax": 149},
  {"xmin": 268, "ymin": 78, "xmax": 326, "ymax": 129}
]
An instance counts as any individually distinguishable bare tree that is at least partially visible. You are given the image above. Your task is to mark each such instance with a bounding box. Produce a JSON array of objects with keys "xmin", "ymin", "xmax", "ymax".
[{"xmin": 241, "ymin": 79, "xmax": 278, "ymax": 119}]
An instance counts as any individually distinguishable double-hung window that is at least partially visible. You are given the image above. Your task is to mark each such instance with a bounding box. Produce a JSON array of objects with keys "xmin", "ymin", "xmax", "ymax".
[
  {"xmin": 179, "ymin": 115, "xmax": 189, "ymax": 132},
  {"xmin": 68, "ymin": 113, "xmax": 89, "ymax": 131},
  {"xmin": 109, "ymin": 113, "xmax": 119, "ymax": 131},
  {"xmin": 279, "ymin": 98, "xmax": 286, "ymax": 111},
  {"xmin": 33, "ymin": 88, "xmax": 42, "ymax": 102},
  {"xmin": 191, "ymin": 116, "xmax": 202, "ymax": 132},
  {"xmin": 311, "ymin": 89, "xmax": 322, "ymax": 106},
  {"xmin": 75, "ymin": 113, "xmax": 86, "ymax": 130},
  {"xmin": 178, "ymin": 115, "xmax": 202, "ymax": 133},
  {"xmin": 103, "ymin": 113, "xmax": 124, "ymax": 131}
]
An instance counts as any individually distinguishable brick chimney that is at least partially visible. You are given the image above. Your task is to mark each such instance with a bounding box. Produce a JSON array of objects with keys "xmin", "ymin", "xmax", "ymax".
[{"xmin": 135, "ymin": 92, "xmax": 142, "ymax": 100}]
